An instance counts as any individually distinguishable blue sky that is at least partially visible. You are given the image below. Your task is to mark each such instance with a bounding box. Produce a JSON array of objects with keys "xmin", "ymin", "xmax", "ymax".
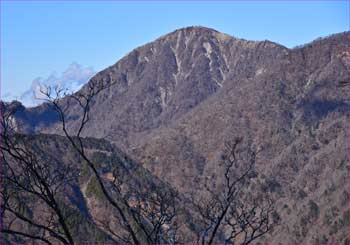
[{"xmin": 1, "ymin": 1, "xmax": 349, "ymax": 99}]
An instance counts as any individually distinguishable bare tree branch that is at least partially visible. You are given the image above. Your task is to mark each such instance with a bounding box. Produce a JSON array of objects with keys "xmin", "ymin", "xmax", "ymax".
[{"xmin": 192, "ymin": 138, "xmax": 277, "ymax": 245}]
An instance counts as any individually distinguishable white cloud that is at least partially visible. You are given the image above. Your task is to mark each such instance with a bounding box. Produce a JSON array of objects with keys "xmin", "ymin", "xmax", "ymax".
[
  {"xmin": 18, "ymin": 63, "xmax": 96, "ymax": 107},
  {"xmin": 2, "ymin": 92, "xmax": 17, "ymax": 101}
]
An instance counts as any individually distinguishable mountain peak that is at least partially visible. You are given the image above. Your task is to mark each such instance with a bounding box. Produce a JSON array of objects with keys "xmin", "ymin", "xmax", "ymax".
[
  {"xmin": 157, "ymin": 26, "xmax": 233, "ymax": 43},
  {"xmin": 174, "ymin": 25, "xmax": 221, "ymax": 34}
]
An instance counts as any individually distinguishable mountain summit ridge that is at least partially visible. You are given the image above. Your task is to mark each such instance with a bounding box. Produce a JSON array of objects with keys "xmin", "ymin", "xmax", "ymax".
[{"xmin": 6, "ymin": 27, "xmax": 350, "ymax": 137}]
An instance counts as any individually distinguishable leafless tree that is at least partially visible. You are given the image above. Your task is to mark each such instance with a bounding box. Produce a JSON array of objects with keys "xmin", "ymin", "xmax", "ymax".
[
  {"xmin": 1, "ymin": 79, "xmax": 277, "ymax": 244},
  {"xmin": 0, "ymin": 104, "xmax": 77, "ymax": 244},
  {"xmin": 96, "ymin": 175, "xmax": 181, "ymax": 244},
  {"xmin": 38, "ymin": 81, "xmax": 180, "ymax": 244},
  {"xmin": 191, "ymin": 138, "xmax": 276, "ymax": 245}
]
